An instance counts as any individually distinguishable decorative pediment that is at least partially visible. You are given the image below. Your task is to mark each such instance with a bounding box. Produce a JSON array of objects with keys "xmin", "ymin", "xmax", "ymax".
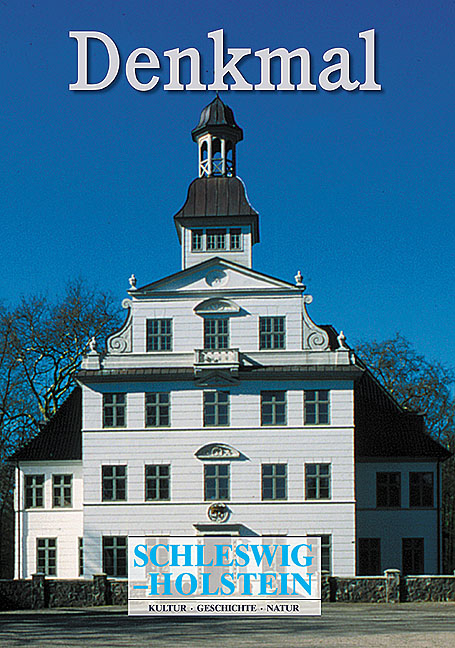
[
  {"xmin": 134, "ymin": 259, "xmax": 298, "ymax": 294},
  {"xmin": 193, "ymin": 369, "xmax": 239, "ymax": 386},
  {"xmin": 194, "ymin": 298, "xmax": 240, "ymax": 315},
  {"xmin": 195, "ymin": 443, "xmax": 241, "ymax": 460}
]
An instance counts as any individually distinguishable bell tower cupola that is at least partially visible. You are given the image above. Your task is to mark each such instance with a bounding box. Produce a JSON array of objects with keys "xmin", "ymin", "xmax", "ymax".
[
  {"xmin": 174, "ymin": 97, "xmax": 259, "ymax": 270},
  {"xmin": 191, "ymin": 95, "xmax": 243, "ymax": 178}
]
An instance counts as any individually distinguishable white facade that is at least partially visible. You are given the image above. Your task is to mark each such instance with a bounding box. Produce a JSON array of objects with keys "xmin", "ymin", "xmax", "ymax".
[
  {"xmin": 15, "ymin": 462, "xmax": 83, "ymax": 579},
  {"xmin": 14, "ymin": 97, "xmax": 447, "ymax": 580}
]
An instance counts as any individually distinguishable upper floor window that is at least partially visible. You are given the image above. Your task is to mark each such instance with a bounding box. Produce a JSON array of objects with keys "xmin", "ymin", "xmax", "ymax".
[
  {"xmin": 36, "ymin": 538, "xmax": 57, "ymax": 576},
  {"xmin": 262, "ymin": 464, "xmax": 287, "ymax": 500},
  {"xmin": 25, "ymin": 474, "xmax": 44, "ymax": 508},
  {"xmin": 192, "ymin": 229, "xmax": 203, "ymax": 251},
  {"xmin": 304, "ymin": 390, "xmax": 330, "ymax": 425},
  {"xmin": 204, "ymin": 318, "xmax": 229, "ymax": 349},
  {"xmin": 259, "ymin": 317, "xmax": 285, "ymax": 349},
  {"xmin": 145, "ymin": 393, "xmax": 170, "ymax": 427},
  {"xmin": 102, "ymin": 465, "xmax": 127, "ymax": 501},
  {"xmin": 103, "ymin": 393, "xmax": 126, "ymax": 428},
  {"xmin": 230, "ymin": 228, "xmax": 242, "ymax": 250},
  {"xmin": 206, "ymin": 229, "xmax": 226, "ymax": 251},
  {"xmin": 146, "ymin": 318, "xmax": 172, "ymax": 352},
  {"xmin": 145, "ymin": 465, "xmax": 170, "ymax": 501},
  {"xmin": 203, "ymin": 391, "xmax": 229, "ymax": 426},
  {"xmin": 261, "ymin": 391, "xmax": 287, "ymax": 425},
  {"xmin": 204, "ymin": 464, "xmax": 230, "ymax": 501},
  {"xmin": 409, "ymin": 472, "xmax": 433, "ymax": 507},
  {"xmin": 103, "ymin": 536, "xmax": 127, "ymax": 578},
  {"xmin": 52, "ymin": 474, "xmax": 72, "ymax": 508},
  {"xmin": 376, "ymin": 472, "xmax": 401, "ymax": 508},
  {"xmin": 305, "ymin": 463, "xmax": 331, "ymax": 499}
]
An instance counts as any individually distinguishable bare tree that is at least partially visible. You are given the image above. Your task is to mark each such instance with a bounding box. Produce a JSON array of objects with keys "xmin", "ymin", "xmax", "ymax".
[
  {"xmin": 355, "ymin": 333, "xmax": 455, "ymax": 572},
  {"xmin": 2, "ymin": 279, "xmax": 122, "ymax": 440},
  {"xmin": 0, "ymin": 280, "xmax": 122, "ymax": 576}
]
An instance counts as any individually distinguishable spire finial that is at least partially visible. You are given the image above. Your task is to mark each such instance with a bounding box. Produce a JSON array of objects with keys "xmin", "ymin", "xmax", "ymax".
[
  {"xmin": 295, "ymin": 270, "xmax": 306, "ymax": 289},
  {"xmin": 128, "ymin": 274, "xmax": 137, "ymax": 290}
]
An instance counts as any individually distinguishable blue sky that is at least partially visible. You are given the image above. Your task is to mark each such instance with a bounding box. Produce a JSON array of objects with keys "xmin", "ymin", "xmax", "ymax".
[{"xmin": 1, "ymin": 1, "xmax": 454, "ymax": 366}]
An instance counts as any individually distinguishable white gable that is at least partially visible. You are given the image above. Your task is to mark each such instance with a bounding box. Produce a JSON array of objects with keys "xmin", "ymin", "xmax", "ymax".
[{"xmin": 135, "ymin": 260, "xmax": 297, "ymax": 295}]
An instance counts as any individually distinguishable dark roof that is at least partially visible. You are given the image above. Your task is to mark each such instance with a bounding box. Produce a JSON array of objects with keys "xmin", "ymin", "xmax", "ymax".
[
  {"xmin": 77, "ymin": 364, "xmax": 363, "ymax": 383},
  {"xmin": 173, "ymin": 177, "xmax": 259, "ymax": 243},
  {"xmin": 355, "ymin": 373, "xmax": 451, "ymax": 460},
  {"xmin": 319, "ymin": 325, "xmax": 341, "ymax": 351},
  {"xmin": 10, "ymin": 388, "xmax": 82, "ymax": 462},
  {"xmin": 192, "ymin": 96, "xmax": 243, "ymax": 142}
]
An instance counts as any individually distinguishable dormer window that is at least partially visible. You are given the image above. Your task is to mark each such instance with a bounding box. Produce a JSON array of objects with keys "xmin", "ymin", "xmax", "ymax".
[
  {"xmin": 192, "ymin": 230, "xmax": 203, "ymax": 251},
  {"xmin": 230, "ymin": 228, "xmax": 242, "ymax": 250},
  {"xmin": 207, "ymin": 229, "xmax": 226, "ymax": 251},
  {"xmin": 190, "ymin": 228, "xmax": 243, "ymax": 253}
]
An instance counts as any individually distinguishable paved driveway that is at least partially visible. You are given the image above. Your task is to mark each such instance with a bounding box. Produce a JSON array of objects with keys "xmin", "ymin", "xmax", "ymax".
[{"xmin": 1, "ymin": 603, "xmax": 455, "ymax": 647}]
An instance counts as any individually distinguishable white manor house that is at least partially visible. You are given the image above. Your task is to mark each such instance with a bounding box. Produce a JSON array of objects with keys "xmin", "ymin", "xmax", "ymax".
[{"xmin": 13, "ymin": 98, "xmax": 450, "ymax": 581}]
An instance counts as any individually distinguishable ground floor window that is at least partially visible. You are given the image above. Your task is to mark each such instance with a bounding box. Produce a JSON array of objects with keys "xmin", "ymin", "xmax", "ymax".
[
  {"xmin": 358, "ymin": 538, "xmax": 381, "ymax": 575},
  {"xmin": 311, "ymin": 534, "xmax": 332, "ymax": 574},
  {"xmin": 102, "ymin": 536, "xmax": 127, "ymax": 577},
  {"xmin": 402, "ymin": 538, "xmax": 424, "ymax": 575},
  {"xmin": 79, "ymin": 538, "xmax": 84, "ymax": 576},
  {"xmin": 36, "ymin": 538, "xmax": 57, "ymax": 576}
]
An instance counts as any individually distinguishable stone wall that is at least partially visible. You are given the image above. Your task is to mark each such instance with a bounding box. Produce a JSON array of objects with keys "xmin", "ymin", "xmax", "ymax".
[
  {"xmin": 1, "ymin": 572, "xmax": 455, "ymax": 609},
  {"xmin": 404, "ymin": 576, "xmax": 455, "ymax": 602},
  {"xmin": 0, "ymin": 578, "xmax": 34, "ymax": 610},
  {"xmin": 330, "ymin": 576, "xmax": 387, "ymax": 602},
  {"xmin": 48, "ymin": 579, "xmax": 93, "ymax": 608}
]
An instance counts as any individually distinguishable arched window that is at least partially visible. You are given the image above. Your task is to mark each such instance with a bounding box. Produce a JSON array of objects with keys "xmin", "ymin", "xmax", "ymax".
[
  {"xmin": 212, "ymin": 138, "xmax": 223, "ymax": 175},
  {"xmin": 226, "ymin": 140, "xmax": 233, "ymax": 176},
  {"xmin": 200, "ymin": 140, "xmax": 209, "ymax": 176}
]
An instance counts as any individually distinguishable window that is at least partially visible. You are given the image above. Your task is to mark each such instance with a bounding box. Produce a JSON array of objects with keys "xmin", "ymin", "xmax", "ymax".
[
  {"xmin": 358, "ymin": 538, "xmax": 381, "ymax": 575},
  {"xmin": 402, "ymin": 538, "xmax": 424, "ymax": 575},
  {"xmin": 376, "ymin": 472, "xmax": 401, "ymax": 508},
  {"xmin": 230, "ymin": 228, "xmax": 242, "ymax": 250},
  {"xmin": 103, "ymin": 536, "xmax": 127, "ymax": 577},
  {"xmin": 262, "ymin": 464, "xmax": 287, "ymax": 500},
  {"xmin": 409, "ymin": 472, "xmax": 434, "ymax": 507},
  {"xmin": 203, "ymin": 391, "xmax": 229, "ymax": 426},
  {"xmin": 53, "ymin": 474, "xmax": 72, "ymax": 508},
  {"xmin": 103, "ymin": 393, "xmax": 126, "ymax": 428},
  {"xmin": 25, "ymin": 474, "xmax": 44, "ymax": 508},
  {"xmin": 312, "ymin": 534, "xmax": 332, "ymax": 574},
  {"xmin": 304, "ymin": 390, "xmax": 330, "ymax": 425},
  {"xmin": 261, "ymin": 391, "xmax": 287, "ymax": 425},
  {"xmin": 204, "ymin": 318, "xmax": 229, "ymax": 349},
  {"xmin": 79, "ymin": 538, "xmax": 84, "ymax": 577},
  {"xmin": 36, "ymin": 538, "xmax": 57, "ymax": 576},
  {"xmin": 259, "ymin": 317, "xmax": 285, "ymax": 349},
  {"xmin": 305, "ymin": 464, "xmax": 331, "ymax": 499},
  {"xmin": 204, "ymin": 464, "xmax": 230, "ymax": 501},
  {"xmin": 206, "ymin": 229, "xmax": 226, "ymax": 250},
  {"xmin": 145, "ymin": 393, "xmax": 170, "ymax": 427},
  {"xmin": 102, "ymin": 465, "xmax": 127, "ymax": 501},
  {"xmin": 146, "ymin": 318, "xmax": 172, "ymax": 352},
  {"xmin": 145, "ymin": 465, "xmax": 170, "ymax": 501},
  {"xmin": 192, "ymin": 229, "xmax": 203, "ymax": 251}
]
